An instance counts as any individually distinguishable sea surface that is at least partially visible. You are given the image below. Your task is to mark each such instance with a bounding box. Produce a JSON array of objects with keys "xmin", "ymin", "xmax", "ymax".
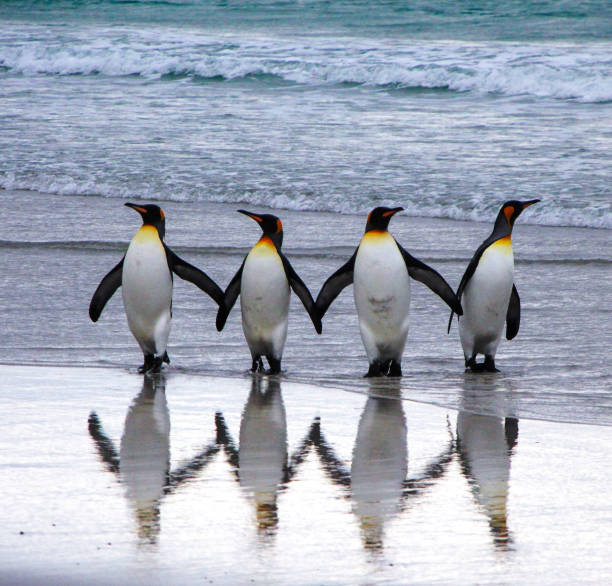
[{"xmin": 1, "ymin": 0, "xmax": 611, "ymax": 227}]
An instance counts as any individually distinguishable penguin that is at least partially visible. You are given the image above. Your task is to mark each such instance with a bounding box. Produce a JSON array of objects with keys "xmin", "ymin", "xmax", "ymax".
[
  {"xmin": 315, "ymin": 206, "xmax": 463, "ymax": 377},
  {"xmin": 448, "ymin": 199, "xmax": 539, "ymax": 372},
  {"xmin": 216, "ymin": 210, "xmax": 322, "ymax": 374},
  {"xmin": 89, "ymin": 203, "xmax": 224, "ymax": 373}
]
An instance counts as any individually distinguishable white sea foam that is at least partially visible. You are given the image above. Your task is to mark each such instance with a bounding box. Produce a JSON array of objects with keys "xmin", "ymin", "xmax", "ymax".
[
  {"xmin": 1, "ymin": 26, "xmax": 612, "ymax": 102},
  {"xmin": 2, "ymin": 173, "xmax": 610, "ymax": 229}
]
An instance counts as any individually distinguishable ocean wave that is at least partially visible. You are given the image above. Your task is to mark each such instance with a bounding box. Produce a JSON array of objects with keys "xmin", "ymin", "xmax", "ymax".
[
  {"xmin": 1, "ymin": 26, "xmax": 611, "ymax": 102},
  {"xmin": 2, "ymin": 175, "xmax": 611, "ymax": 230}
]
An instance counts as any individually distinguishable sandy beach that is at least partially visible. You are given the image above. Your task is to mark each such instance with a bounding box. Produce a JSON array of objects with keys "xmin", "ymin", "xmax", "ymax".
[{"xmin": 2, "ymin": 364, "xmax": 612, "ymax": 585}]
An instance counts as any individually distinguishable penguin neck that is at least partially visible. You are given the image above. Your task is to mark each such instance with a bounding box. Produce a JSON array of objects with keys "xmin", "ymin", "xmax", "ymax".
[
  {"xmin": 260, "ymin": 232, "xmax": 282, "ymax": 249},
  {"xmin": 364, "ymin": 228, "xmax": 389, "ymax": 237},
  {"xmin": 141, "ymin": 222, "xmax": 164, "ymax": 241},
  {"xmin": 491, "ymin": 211, "xmax": 512, "ymax": 243}
]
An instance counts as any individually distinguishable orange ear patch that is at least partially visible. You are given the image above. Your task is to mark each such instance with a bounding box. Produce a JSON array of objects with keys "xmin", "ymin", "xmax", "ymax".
[
  {"xmin": 504, "ymin": 206, "xmax": 515, "ymax": 224},
  {"xmin": 276, "ymin": 218, "xmax": 283, "ymax": 233},
  {"xmin": 160, "ymin": 209, "xmax": 165, "ymax": 220}
]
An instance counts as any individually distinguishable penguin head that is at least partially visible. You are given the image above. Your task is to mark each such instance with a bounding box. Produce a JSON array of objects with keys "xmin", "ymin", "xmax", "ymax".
[
  {"xmin": 498, "ymin": 199, "xmax": 540, "ymax": 231},
  {"xmin": 125, "ymin": 203, "xmax": 166, "ymax": 239},
  {"xmin": 238, "ymin": 209, "xmax": 283, "ymax": 247},
  {"xmin": 365, "ymin": 206, "xmax": 404, "ymax": 233}
]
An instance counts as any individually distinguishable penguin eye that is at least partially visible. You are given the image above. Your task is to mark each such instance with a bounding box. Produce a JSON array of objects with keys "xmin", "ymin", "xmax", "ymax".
[{"xmin": 504, "ymin": 206, "xmax": 515, "ymax": 224}]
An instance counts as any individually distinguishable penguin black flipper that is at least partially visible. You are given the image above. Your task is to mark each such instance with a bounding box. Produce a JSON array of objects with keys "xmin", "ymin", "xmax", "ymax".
[
  {"xmin": 278, "ymin": 251, "xmax": 322, "ymax": 334},
  {"xmin": 89, "ymin": 258, "xmax": 124, "ymax": 322},
  {"xmin": 447, "ymin": 236, "xmax": 495, "ymax": 333},
  {"xmin": 506, "ymin": 284, "xmax": 520, "ymax": 340},
  {"xmin": 314, "ymin": 250, "xmax": 357, "ymax": 319},
  {"xmin": 164, "ymin": 244, "xmax": 224, "ymax": 306},
  {"xmin": 397, "ymin": 243, "xmax": 463, "ymax": 315},
  {"xmin": 216, "ymin": 260, "xmax": 245, "ymax": 331}
]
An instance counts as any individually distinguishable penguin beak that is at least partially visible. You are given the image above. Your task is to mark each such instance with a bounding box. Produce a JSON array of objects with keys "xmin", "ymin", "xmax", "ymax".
[
  {"xmin": 237, "ymin": 209, "xmax": 263, "ymax": 224},
  {"xmin": 521, "ymin": 199, "xmax": 540, "ymax": 209},
  {"xmin": 382, "ymin": 207, "xmax": 404, "ymax": 218},
  {"xmin": 125, "ymin": 202, "xmax": 148, "ymax": 216}
]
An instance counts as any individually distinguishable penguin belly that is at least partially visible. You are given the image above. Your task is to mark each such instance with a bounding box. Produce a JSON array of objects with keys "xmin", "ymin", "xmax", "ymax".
[
  {"xmin": 240, "ymin": 240, "xmax": 290, "ymax": 360},
  {"xmin": 122, "ymin": 226, "xmax": 173, "ymax": 357},
  {"xmin": 354, "ymin": 232, "xmax": 411, "ymax": 363},
  {"xmin": 459, "ymin": 240, "xmax": 514, "ymax": 359}
]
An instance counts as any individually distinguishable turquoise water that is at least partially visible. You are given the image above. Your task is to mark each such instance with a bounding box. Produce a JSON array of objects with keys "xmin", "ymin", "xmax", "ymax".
[{"xmin": 1, "ymin": 0, "xmax": 611, "ymax": 227}]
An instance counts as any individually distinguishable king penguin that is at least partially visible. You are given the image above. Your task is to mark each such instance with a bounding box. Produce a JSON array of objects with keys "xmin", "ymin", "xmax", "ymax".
[
  {"xmin": 216, "ymin": 210, "xmax": 322, "ymax": 374},
  {"xmin": 448, "ymin": 199, "xmax": 539, "ymax": 372},
  {"xmin": 315, "ymin": 206, "xmax": 463, "ymax": 377},
  {"xmin": 89, "ymin": 203, "xmax": 224, "ymax": 373}
]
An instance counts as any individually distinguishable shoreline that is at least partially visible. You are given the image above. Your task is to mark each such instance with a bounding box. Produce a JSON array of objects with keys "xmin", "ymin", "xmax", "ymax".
[{"xmin": 3, "ymin": 363, "xmax": 611, "ymax": 428}]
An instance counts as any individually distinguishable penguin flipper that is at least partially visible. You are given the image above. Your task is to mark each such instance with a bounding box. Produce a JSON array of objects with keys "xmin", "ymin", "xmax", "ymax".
[
  {"xmin": 216, "ymin": 261, "xmax": 245, "ymax": 331},
  {"xmin": 89, "ymin": 258, "xmax": 124, "ymax": 322},
  {"xmin": 279, "ymin": 251, "xmax": 322, "ymax": 334},
  {"xmin": 398, "ymin": 245, "xmax": 463, "ymax": 315},
  {"xmin": 164, "ymin": 245, "xmax": 224, "ymax": 306},
  {"xmin": 314, "ymin": 251, "xmax": 357, "ymax": 320},
  {"xmin": 506, "ymin": 283, "xmax": 520, "ymax": 340}
]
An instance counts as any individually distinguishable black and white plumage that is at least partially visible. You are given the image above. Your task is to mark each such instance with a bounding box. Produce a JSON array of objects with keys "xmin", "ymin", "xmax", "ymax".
[
  {"xmin": 448, "ymin": 199, "xmax": 539, "ymax": 372},
  {"xmin": 316, "ymin": 207, "xmax": 462, "ymax": 377},
  {"xmin": 216, "ymin": 210, "xmax": 321, "ymax": 374},
  {"xmin": 89, "ymin": 203, "xmax": 223, "ymax": 372}
]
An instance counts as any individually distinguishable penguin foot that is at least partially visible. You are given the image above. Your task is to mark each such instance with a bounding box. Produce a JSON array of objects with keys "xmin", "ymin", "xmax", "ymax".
[
  {"xmin": 387, "ymin": 360, "xmax": 402, "ymax": 377},
  {"xmin": 251, "ymin": 357, "xmax": 264, "ymax": 373},
  {"xmin": 162, "ymin": 351, "xmax": 170, "ymax": 365},
  {"xmin": 266, "ymin": 356, "xmax": 281, "ymax": 375},
  {"xmin": 484, "ymin": 355, "xmax": 499, "ymax": 372},
  {"xmin": 365, "ymin": 361, "xmax": 383, "ymax": 377},
  {"xmin": 139, "ymin": 354, "xmax": 163, "ymax": 374},
  {"xmin": 465, "ymin": 355, "xmax": 500, "ymax": 373},
  {"xmin": 366, "ymin": 360, "xmax": 402, "ymax": 377}
]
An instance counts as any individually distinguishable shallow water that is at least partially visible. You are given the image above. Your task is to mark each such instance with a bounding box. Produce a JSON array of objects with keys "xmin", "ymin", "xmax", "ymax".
[
  {"xmin": 2, "ymin": 365, "xmax": 611, "ymax": 585},
  {"xmin": 2, "ymin": 190, "xmax": 610, "ymax": 427}
]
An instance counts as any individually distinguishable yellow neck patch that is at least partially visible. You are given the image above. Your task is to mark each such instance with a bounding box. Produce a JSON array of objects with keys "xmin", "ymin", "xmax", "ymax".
[
  {"xmin": 253, "ymin": 236, "xmax": 277, "ymax": 254},
  {"xmin": 491, "ymin": 235, "xmax": 512, "ymax": 253},
  {"xmin": 362, "ymin": 230, "xmax": 390, "ymax": 243},
  {"xmin": 133, "ymin": 224, "xmax": 161, "ymax": 244}
]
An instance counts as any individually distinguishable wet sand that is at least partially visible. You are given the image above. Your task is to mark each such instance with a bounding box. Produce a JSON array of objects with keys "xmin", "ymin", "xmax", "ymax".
[{"xmin": 2, "ymin": 365, "xmax": 611, "ymax": 585}]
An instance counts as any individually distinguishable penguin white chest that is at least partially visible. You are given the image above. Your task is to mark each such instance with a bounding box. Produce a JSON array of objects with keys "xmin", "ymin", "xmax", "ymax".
[
  {"xmin": 122, "ymin": 226, "xmax": 173, "ymax": 354},
  {"xmin": 240, "ymin": 239, "xmax": 290, "ymax": 356},
  {"xmin": 354, "ymin": 232, "xmax": 411, "ymax": 361},
  {"xmin": 460, "ymin": 238, "xmax": 514, "ymax": 354}
]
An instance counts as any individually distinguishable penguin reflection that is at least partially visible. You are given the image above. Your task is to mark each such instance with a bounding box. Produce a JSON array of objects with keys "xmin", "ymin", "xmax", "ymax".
[
  {"xmin": 88, "ymin": 373, "xmax": 219, "ymax": 544},
  {"xmin": 312, "ymin": 380, "xmax": 454, "ymax": 553},
  {"xmin": 351, "ymin": 380, "xmax": 407, "ymax": 550},
  {"xmin": 457, "ymin": 384, "xmax": 519, "ymax": 550},
  {"xmin": 215, "ymin": 375, "xmax": 291, "ymax": 537}
]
